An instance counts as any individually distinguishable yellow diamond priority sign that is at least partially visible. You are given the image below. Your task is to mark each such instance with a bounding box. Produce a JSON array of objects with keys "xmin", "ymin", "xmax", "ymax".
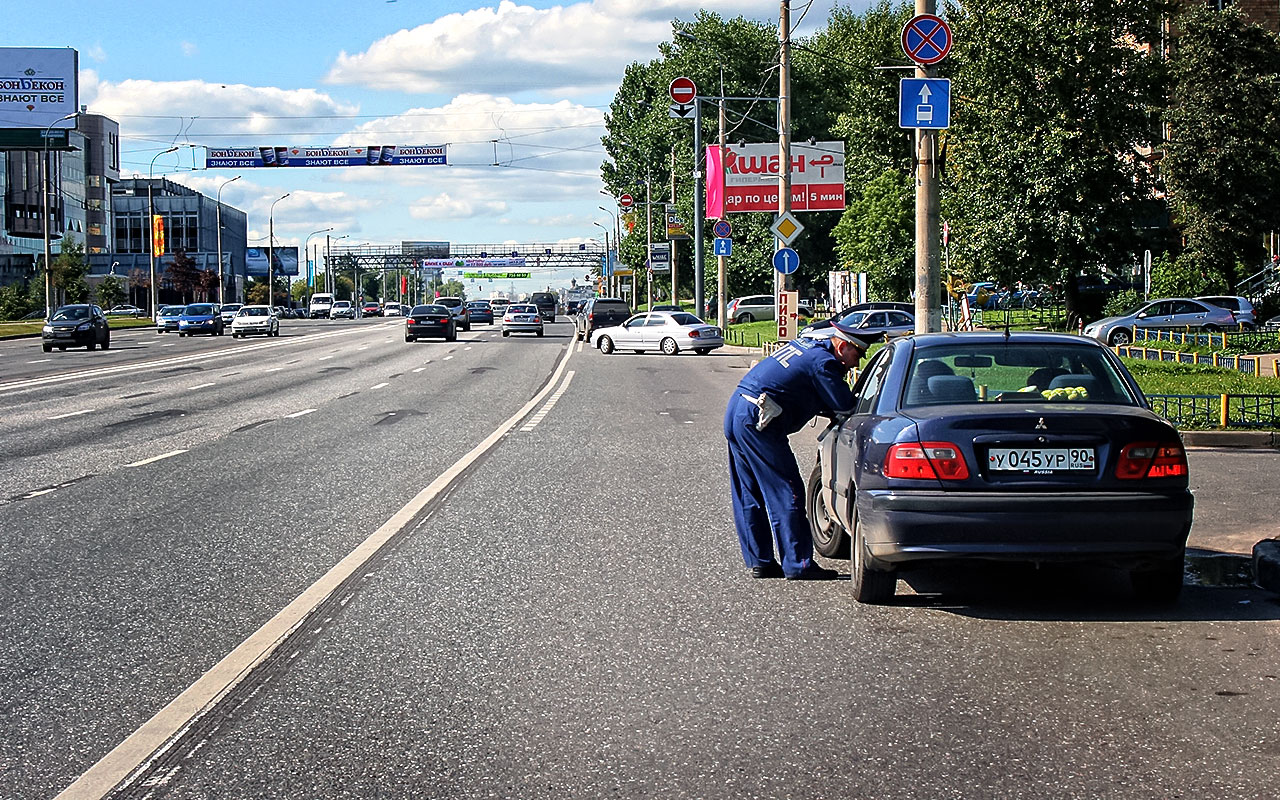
[{"xmin": 770, "ymin": 212, "xmax": 804, "ymax": 246}]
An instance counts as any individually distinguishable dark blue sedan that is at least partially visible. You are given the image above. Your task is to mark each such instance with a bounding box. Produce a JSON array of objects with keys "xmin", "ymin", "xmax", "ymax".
[
  {"xmin": 808, "ymin": 332, "xmax": 1193, "ymax": 604},
  {"xmin": 177, "ymin": 303, "xmax": 224, "ymax": 337},
  {"xmin": 465, "ymin": 300, "xmax": 494, "ymax": 325}
]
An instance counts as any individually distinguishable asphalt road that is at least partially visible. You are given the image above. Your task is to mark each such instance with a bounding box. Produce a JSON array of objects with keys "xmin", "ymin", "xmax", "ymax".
[{"xmin": 2, "ymin": 323, "xmax": 1278, "ymax": 799}]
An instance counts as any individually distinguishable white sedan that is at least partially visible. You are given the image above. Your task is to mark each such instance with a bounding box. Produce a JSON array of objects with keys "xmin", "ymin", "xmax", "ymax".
[
  {"xmin": 590, "ymin": 311, "xmax": 723, "ymax": 355},
  {"xmin": 230, "ymin": 305, "xmax": 280, "ymax": 338}
]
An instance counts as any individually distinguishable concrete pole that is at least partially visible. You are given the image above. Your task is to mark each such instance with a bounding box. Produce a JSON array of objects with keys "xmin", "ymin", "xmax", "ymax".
[
  {"xmin": 692, "ymin": 98, "xmax": 705, "ymax": 320},
  {"xmin": 216, "ymin": 175, "xmax": 240, "ymax": 305},
  {"xmin": 717, "ymin": 95, "xmax": 728, "ymax": 326},
  {"xmin": 914, "ymin": 0, "xmax": 941, "ymax": 333},
  {"xmin": 778, "ymin": 0, "xmax": 793, "ymax": 298},
  {"xmin": 645, "ymin": 175, "xmax": 654, "ymax": 306}
]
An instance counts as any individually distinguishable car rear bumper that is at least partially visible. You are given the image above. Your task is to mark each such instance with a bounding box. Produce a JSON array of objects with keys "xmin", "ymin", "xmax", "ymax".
[
  {"xmin": 859, "ymin": 489, "xmax": 1194, "ymax": 567},
  {"xmin": 407, "ymin": 324, "xmax": 450, "ymax": 336},
  {"xmin": 503, "ymin": 322, "xmax": 543, "ymax": 332}
]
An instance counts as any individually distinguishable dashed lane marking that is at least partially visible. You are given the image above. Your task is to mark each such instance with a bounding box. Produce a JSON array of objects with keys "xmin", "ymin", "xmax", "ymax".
[
  {"xmin": 28, "ymin": 359, "xmax": 52, "ymax": 364},
  {"xmin": 443, "ymin": 356, "xmax": 453, "ymax": 361},
  {"xmin": 187, "ymin": 382, "xmax": 216, "ymax": 391},
  {"xmin": 284, "ymin": 408, "xmax": 317, "ymax": 419},
  {"xmin": 412, "ymin": 367, "xmax": 425, "ymax": 373},
  {"xmin": 519, "ymin": 370, "xmax": 575, "ymax": 432},
  {"xmin": 49, "ymin": 408, "xmax": 94, "ymax": 420},
  {"xmin": 318, "ymin": 355, "xmax": 334, "ymax": 360},
  {"xmin": 370, "ymin": 382, "xmax": 389, "ymax": 390},
  {"xmin": 264, "ymin": 367, "xmax": 283, "ymax": 373},
  {"xmin": 124, "ymin": 449, "xmax": 188, "ymax": 468}
]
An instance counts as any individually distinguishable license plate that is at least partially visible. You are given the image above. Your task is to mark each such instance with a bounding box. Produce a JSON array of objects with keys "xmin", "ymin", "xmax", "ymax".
[{"xmin": 988, "ymin": 447, "xmax": 1095, "ymax": 472}]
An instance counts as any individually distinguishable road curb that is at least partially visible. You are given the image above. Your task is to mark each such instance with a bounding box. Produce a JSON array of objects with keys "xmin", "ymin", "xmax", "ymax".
[
  {"xmin": 1180, "ymin": 430, "xmax": 1280, "ymax": 449},
  {"xmin": 1253, "ymin": 539, "xmax": 1280, "ymax": 595}
]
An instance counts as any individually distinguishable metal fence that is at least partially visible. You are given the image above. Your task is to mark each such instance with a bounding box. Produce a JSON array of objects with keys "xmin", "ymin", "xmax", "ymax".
[
  {"xmin": 1146, "ymin": 394, "xmax": 1280, "ymax": 429},
  {"xmin": 1133, "ymin": 326, "xmax": 1280, "ymax": 353},
  {"xmin": 1117, "ymin": 344, "xmax": 1260, "ymax": 376}
]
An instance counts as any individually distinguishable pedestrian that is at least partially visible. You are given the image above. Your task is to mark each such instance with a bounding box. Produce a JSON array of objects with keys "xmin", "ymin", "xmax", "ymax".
[{"xmin": 724, "ymin": 321, "xmax": 878, "ymax": 580}]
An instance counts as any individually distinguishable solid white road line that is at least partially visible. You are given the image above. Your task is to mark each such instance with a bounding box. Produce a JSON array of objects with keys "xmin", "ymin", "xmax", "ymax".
[
  {"xmin": 284, "ymin": 408, "xmax": 317, "ymax": 419},
  {"xmin": 54, "ymin": 338, "xmax": 579, "ymax": 800},
  {"xmin": 124, "ymin": 450, "xmax": 188, "ymax": 468},
  {"xmin": 49, "ymin": 409, "xmax": 94, "ymax": 420},
  {"xmin": 520, "ymin": 370, "xmax": 575, "ymax": 432}
]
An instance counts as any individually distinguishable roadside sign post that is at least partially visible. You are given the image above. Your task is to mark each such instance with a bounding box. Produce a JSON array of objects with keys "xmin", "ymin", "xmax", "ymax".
[
  {"xmin": 778, "ymin": 290, "xmax": 799, "ymax": 341},
  {"xmin": 713, "ymin": 238, "xmax": 732, "ymax": 257}
]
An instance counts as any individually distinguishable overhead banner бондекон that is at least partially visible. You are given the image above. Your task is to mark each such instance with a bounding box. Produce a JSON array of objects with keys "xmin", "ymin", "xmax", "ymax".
[{"xmin": 207, "ymin": 145, "xmax": 447, "ymax": 168}]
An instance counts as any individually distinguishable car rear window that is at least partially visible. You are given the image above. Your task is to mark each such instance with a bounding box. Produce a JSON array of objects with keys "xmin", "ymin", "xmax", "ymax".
[
  {"xmin": 592, "ymin": 301, "xmax": 630, "ymax": 314},
  {"xmin": 902, "ymin": 343, "xmax": 1137, "ymax": 407},
  {"xmin": 670, "ymin": 313, "xmax": 703, "ymax": 325},
  {"xmin": 411, "ymin": 305, "xmax": 448, "ymax": 315},
  {"xmin": 185, "ymin": 304, "xmax": 214, "ymax": 315}
]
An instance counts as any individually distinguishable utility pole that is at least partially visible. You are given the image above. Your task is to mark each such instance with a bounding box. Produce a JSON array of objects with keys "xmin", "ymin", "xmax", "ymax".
[
  {"xmin": 778, "ymin": 0, "xmax": 793, "ymax": 301},
  {"xmin": 645, "ymin": 174, "xmax": 653, "ymax": 307},
  {"xmin": 692, "ymin": 97, "xmax": 704, "ymax": 320},
  {"xmin": 669, "ymin": 147, "xmax": 678, "ymax": 307},
  {"xmin": 718, "ymin": 92, "xmax": 728, "ymax": 327},
  {"xmin": 914, "ymin": 0, "xmax": 942, "ymax": 333}
]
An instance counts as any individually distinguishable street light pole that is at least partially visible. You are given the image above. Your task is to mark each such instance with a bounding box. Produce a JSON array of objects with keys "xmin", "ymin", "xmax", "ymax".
[
  {"xmin": 267, "ymin": 193, "xmax": 290, "ymax": 310},
  {"xmin": 42, "ymin": 112, "xmax": 77, "ymax": 317},
  {"xmin": 148, "ymin": 146, "xmax": 180, "ymax": 319},
  {"xmin": 304, "ymin": 227, "xmax": 334, "ymax": 306},
  {"xmin": 216, "ymin": 175, "xmax": 240, "ymax": 305}
]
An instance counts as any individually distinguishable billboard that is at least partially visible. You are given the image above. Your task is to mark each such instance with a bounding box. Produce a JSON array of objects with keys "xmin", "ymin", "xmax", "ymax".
[
  {"xmin": 207, "ymin": 145, "xmax": 447, "ymax": 168},
  {"xmin": 0, "ymin": 48, "xmax": 78, "ymax": 130},
  {"xmin": 421, "ymin": 258, "xmax": 526, "ymax": 268},
  {"xmin": 245, "ymin": 247, "xmax": 299, "ymax": 277},
  {"xmin": 706, "ymin": 141, "xmax": 846, "ymax": 215}
]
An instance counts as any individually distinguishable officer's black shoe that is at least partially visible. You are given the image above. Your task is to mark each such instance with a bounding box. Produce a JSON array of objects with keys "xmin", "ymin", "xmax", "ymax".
[
  {"xmin": 751, "ymin": 561, "xmax": 785, "ymax": 579},
  {"xmin": 785, "ymin": 563, "xmax": 839, "ymax": 581}
]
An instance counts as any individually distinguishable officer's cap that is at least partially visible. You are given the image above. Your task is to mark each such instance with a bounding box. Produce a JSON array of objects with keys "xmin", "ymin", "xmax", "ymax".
[{"xmin": 827, "ymin": 321, "xmax": 880, "ymax": 350}]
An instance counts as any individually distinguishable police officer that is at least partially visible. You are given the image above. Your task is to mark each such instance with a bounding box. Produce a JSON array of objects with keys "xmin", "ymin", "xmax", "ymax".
[{"xmin": 724, "ymin": 322, "xmax": 877, "ymax": 580}]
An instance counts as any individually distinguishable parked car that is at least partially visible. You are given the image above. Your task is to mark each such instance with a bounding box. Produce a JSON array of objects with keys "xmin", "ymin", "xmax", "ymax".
[
  {"xmin": 230, "ymin": 305, "xmax": 279, "ymax": 338},
  {"xmin": 41, "ymin": 304, "xmax": 110, "ymax": 352},
  {"xmin": 590, "ymin": 311, "xmax": 723, "ymax": 355},
  {"xmin": 309, "ymin": 293, "xmax": 335, "ymax": 319},
  {"xmin": 292, "ymin": 305, "xmax": 310, "ymax": 319},
  {"xmin": 361, "ymin": 301, "xmax": 382, "ymax": 317},
  {"xmin": 802, "ymin": 308, "xmax": 915, "ymax": 341},
  {"xmin": 178, "ymin": 303, "xmax": 224, "ymax": 337},
  {"xmin": 273, "ymin": 306, "xmax": 295, "ymax": 320},
  {"xmin": 382, "ymin": 302, "xmax": 405, "ymax": 317},
  {"xmin": 651, "ymin": 304, "xmax": 682, "ymax": 312},
  {"xmin": 1263, "ymin": 315, "xmax": 1280, "ymax": 332},
  {"xmin": 330, "ymin": 300, "xmax": 355, "ymax": 319},
  {"xmin": 501, "ymin": 303, "xmax": 544, "ymax": 337},
  {"xmin": 219, "ymin": 303, "xmax": 243, "ymax": 326},
  {"xmin": 529, "ymin": 291, "xmax": 558, "ymax": 322},
  {"xmin": 405, "ymin": 304, "xmax": 457, "ymax": 342},
  {"xmin": 808, "ymin": 331, "xmax": 1194, "ymax": 604},
  {"xmin": 106, "ymin": 304, "xmax": 144, "ymax": 318},
  {"xmin": 466, "ymin": 300, "xmax": 495, "ymax": 324},
  {"xmin": 1196, "ymin": 295, "xmax": 1257, "ymax": 329},
  {"xmin": 155, "ymin": 305, "xmax": 184, "ymax": 333},
  {"xmin": 18, "ymin": 309, "xmax": 46, "ymax": 321},
  {"xmin": 434, "ymin": 296, "xmax": 471, "ymax": 331},
  {"xmin": 726, "ymin": 294, "xmax": 813, "ymax": 324},
  {"xmin": 1083, "ymin": 298, "xmax": 1237, "ymax": 346},
  {"xmin": 575, "ymin": 297, "xmax": 632, "ymax": 342}
]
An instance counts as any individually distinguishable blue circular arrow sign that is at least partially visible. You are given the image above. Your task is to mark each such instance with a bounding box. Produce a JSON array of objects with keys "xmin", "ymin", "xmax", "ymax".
[{"xmin": 772, "ymin": 247, "xmax": 800, "ymax": 275}]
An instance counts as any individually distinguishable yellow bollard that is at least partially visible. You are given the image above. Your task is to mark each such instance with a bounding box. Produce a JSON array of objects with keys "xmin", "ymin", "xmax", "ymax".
[
  {"xmin": 1213, "ymin": 351, "xmax": 1220, "ymax": 367},
  {"xmin": 1220, "ymin": 394, "xmax": 1229, "ymax": 429}
]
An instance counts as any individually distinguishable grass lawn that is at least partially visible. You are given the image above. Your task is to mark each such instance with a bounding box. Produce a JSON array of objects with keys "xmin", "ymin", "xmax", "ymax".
[
  {"xmin": 1122, "ymin": 358, "xmax": 1278, "ymax": 395},
  {"xmin": 0, "ymin": 316, "xmax": 155, "ymax": 338}
]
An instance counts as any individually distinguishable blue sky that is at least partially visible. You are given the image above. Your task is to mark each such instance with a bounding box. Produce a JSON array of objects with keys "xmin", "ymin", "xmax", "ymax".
[{"xmin": 6, "ymin": 0, "xmax": 843, "ymax": 292}]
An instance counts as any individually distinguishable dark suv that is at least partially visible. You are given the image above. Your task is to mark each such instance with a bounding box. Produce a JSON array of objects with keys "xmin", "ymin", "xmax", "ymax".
[
  {"xmin": 434, "ymin": 296, "xmax": 471, "ymax": 331},
  {"xmin": 575, "ymin": 298, "xmax": 632, "ymax": 342},
  {"xmin": 529, "ymin": 292, "xmax": 558, "ymax": 322}
]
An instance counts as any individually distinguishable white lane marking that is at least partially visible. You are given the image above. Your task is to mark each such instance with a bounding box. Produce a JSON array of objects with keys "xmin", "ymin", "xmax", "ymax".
[
  {"xmin": 187, "ymin": 382, "xmax": 216, "ymax": 391},
  {"xmin": 423, "ymin": 359, "xmax": 431, "ymax": 364},
  {"xmin": 318, "ymin": 355, "xmax": 334, "ymax": 361},
  {"xmin": 520, "ymin": 370, "xmax": 575, "ymax": 432},
  {"xmin": 28, "ymin": 359, "xmax": 52, "ymax": 364},
  {"xmin": 161, "ymin": 343, "xmax": 176, "ymax": 347},
  {"xmin": 412, "ymin": 367, "xmax": 425, "ymax": 373},
  {"xmin": 370, "ymin": 382, "xmax": 388, "ymax": 390},
  {"xmin": 358, "ymin": 346, "xmax": 368, "ymax": 351},
  {"xmin": 49, "ymin": 408, "xmax": 94, "ymax": 420},
  {"xmin": 490, "ymin": 333, "xmax": 499, "ymax": 338},
  {"xmin": 576, "ymin": 340, "xmax": 583, "ymax": 353},
  {"xmin": 124, "ymin": 449, "xmax": 188, "ymax": 468},
  {"xmin": 24, "ymin": 488, "xmax": 58, "ymax": 499},
  {"xmin": 55, "ymin": 339, "xmax": 579, "ymax": 800},
  {"xmin": 284, "ymin": 408, "xmax": 317, "ymax": 419},
  {"xmin": 264, "ymin": 367, "xmax": 283, "ymax": 373},
  {"xmin": 464, "ymin": 346, "xmax": 472, "ymax": 351},
  {"xmin": 443, "ymin": 356, "xmax": 453, "ymax": 361}
]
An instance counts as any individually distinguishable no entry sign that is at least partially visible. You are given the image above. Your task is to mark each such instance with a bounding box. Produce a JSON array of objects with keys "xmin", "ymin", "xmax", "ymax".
[
  {"xmin": 618, "ymin": 193, "xmax": 634, "ymax": 209},
  {"xmin": 902, "ymin": 14, "xmax": 952, "ymax": 66},
  {"xmin": 669, "ymin": 77, "xmax": 697, "ymax": 105}
]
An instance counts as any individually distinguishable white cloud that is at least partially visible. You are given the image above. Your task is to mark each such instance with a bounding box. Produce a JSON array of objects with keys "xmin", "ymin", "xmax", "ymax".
[
  {"xmin": 85, "ymin": 44, "xmax": 107, "ymax": 63},
  {"xmin": 409, "ymin": 193, "xmax": 508, "ymax": 221},
  {"xmin": 181, "ymin": 41, "xmax": 199, "ymax": 58}
]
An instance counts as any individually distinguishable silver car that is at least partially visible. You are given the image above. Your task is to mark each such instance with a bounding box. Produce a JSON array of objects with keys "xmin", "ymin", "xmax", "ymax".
[
  {"xmin": 501, "ymin": 303, "xmax": 543, "ymax": 337},
  {"xmin": 1083, "ymin": 297, "xmax": 1237, "ymax": 346},
  {"xmin": 590, "ymin": 311, "xmax": 724, "ymax": 355},
  {"xmin": 725, "ymin": 294, "xmax": 813, "ymax": 324},
  {"xmin": 801, "ymin": 308, "xmax": 914, "ymax": 340}
]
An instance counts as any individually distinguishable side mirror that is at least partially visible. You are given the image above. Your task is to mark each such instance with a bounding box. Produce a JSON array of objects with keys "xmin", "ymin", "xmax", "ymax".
[{"xmin": 1135, "ymin": 312, "xmax": 1148, "ymax": 319}]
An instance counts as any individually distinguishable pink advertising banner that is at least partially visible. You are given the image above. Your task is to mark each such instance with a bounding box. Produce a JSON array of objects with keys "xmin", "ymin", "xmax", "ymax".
[{"xmin": 705, "ymin": 142, "xmax": 846, "ymax": 216}]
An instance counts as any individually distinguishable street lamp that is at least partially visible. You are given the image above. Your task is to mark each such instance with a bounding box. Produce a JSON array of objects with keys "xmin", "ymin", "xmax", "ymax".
[
  {"xmin": 42, "ymin": 111, "xmax": 77, "ymax": 317},
  {"xmin": 303, "ymin": 227, "xmax": 334, "ymax": 302},
  {"xmin": 148, "ymin": 146, "xmax": 180, "ymax": 319},
  {"xmin": 325, "ymin": 233, "xmax": 349, "ymax": 296},
  {"xmin": 216, "ymin": 175, "xmax": 241, "ymax": 304},
  {"xmin": 267, "ymin": 193, "xmax": 290, "ymax": 310}
]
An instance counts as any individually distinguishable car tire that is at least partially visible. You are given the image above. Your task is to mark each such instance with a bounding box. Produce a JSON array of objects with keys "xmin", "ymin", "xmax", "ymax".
[
  {"xmin": 1108, "ymin": 329, "xmax": 1131, "ymax": 346},
  {"xmin": 736, "ymin": 313, "xmax": 754, "ymax": 324},
  {"xmin": 1130, "ymin": 551, "xmax": 1184, "ymax": 604},
  {"xmin": 1203, "ymin": 324, "xmax": 1219, "ymax": 333},
  {"xmin": 178, "ymin": 332, "xmax": 186, "ymax": 338},
  {"xmin": 660, "ymin": 337, "xmax": 679, "ymax": 356},
  {"xmin": 446, "ymin": 331, "xmax": 457, "ymax": 342},
  {"xmin": 87, "ymin": 340, "xmax": 96, "ymax": 351},
  {"xmin": 599, "ymin": 335, "xmax": 615, "ymax": 355},
  {"xmin": 405, "ymin": 335, "xmax": 415, "ymax": 343},
  {"xmin": 502, "ymin": 330, "xmax": 510, "ymax": 337},
  {"xmin": 42, "ymin": 343, "xmax": 52, "ymax": 353},
  {"xmin": 536, "ymin": 329, "xmax": 544, "ymax": 337},
  {"xmin": 807, "ymin": 462, "xmax": 850, "ymax": 559},
  {"xmin": 694, "ymin": 348, "xmax": 711, "ymax": 355},
  {"xmin": 102, "ymin": 334, "xmax": 110, "ymax": 351},
  {"xmin": 851, "ymin": 509, "xmax": 895, "ymax": 604}
]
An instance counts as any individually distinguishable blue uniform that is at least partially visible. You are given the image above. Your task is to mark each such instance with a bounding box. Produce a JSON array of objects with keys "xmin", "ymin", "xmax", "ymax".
[{"xmin": 724, "ymin": 337, "xmax": 856, "ymax": 577}]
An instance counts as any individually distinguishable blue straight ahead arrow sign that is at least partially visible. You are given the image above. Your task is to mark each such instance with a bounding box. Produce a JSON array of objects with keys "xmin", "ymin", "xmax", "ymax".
[
  {"xmin": 772, "ymin": 247, "xmax": 800, "ymax": 275},
  {"xmin": 899, "ymin": 78, "xmax": 951, "ymax": 129},
  {"xmin": 713, "ymin": 238, "xmax": 732, "ymax": 257}
]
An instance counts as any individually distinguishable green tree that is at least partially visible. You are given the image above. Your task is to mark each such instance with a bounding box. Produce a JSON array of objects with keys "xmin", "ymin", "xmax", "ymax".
[
  {"xmin": 833, "ymin": 169, "xmax": 914, "ymax": 300},
  {"xmin": 167, "ymin": 250, "xmax": 201, "ymax": 302},
  {"xmin": 51, "ymin": 234, "xmax": 89, "ymax": 305},
  {"xmin": 1162, "ymin": 5, "xmax": 1280, "ymax": 290},
  {"xmin": 0, "ymin": 283, "xmax": 35, "ymax": 320},
  {"xmin": 96, "ymin": 276, "xmax": 126, "ymax": 309},
  {"xmin": 436, "ymin": 279, "xmax": 464, "ymax": 298},
  {"xmin": 942, "ymin": 0, "xmax": 1167, "ymax": 317},
  {"xmin": 333, "ymin": 275, "xmax": 354, "ymax": 301}
]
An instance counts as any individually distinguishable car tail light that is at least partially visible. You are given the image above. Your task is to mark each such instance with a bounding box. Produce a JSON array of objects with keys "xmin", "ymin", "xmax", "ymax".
[
  {"xmin": 885, "ymin": 442, "xmax": 969, "ymax": 480},
  {"xmin": 1115, "ymin": 442, "xmax": 1188, "ymax": 479},
  {"xmin": 688, "ymin": 330, "xmax": 699, "ymax": 338}
]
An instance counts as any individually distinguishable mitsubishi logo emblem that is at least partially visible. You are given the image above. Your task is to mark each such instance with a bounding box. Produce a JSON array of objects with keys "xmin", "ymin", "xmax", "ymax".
[{"xmin": 1035, "ymin": 417, "xmax": 1047, "ymax": 430}]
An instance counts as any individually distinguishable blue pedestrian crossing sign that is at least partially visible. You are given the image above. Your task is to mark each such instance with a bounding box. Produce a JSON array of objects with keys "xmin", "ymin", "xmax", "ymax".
[
  {"xmin": 899, "ymin": 78, "xmax": 951, "ymax": 129},
  {"xmin": 772, "ymin": 247, "xmax": 800, "ymax": 275},
  {"xmin": 713, "ymin": 238, "xmax": 732, "ymax": 257}
]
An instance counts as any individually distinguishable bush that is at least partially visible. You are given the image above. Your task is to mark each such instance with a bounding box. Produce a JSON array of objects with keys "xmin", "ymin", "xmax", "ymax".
[{"xmin": 1103, "ymin": 289, "xmax": 1142, "ymax": 318}]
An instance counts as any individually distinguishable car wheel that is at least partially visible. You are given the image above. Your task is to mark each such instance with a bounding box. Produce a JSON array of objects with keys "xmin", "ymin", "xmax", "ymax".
[
  {"xmin": 87, "ymin": 340, "xmax": 96, "ymax": 351},
  {"xmin": 807, "ymin": 462, "xmax": 850, "ymax": 559},
  {"xmin": 736, "ymin": 313, "xmax": 754, "ymax": 324},
  {"xmin": 178, "ymin": 332, "xmax": 186, "ymax": 338},
  {"xmin": 405, "ymin": 335, "xmax": 415, "ymax": 343},
  {"xmin": 464, "ymin": 323, "xmax": 471, "ymax": 332},
  {"xmin": 660, "ymin": 337, "xmax": 679, "ymax": 356},
  {"xmin": 42, "ymin": 343, "xmax": 52, "ymax": 353},
  {"xmin": 1130, "ymin": 551, "xmax": 1184, "ymax": 604},
  {"xmin": 536, "ymin": 329, "xmax": 544, "ymax": 337},
  {"xmin": 599, "ymin": 335, "xmax": 615, "ymax": 354},
  {"xmin": 1108, "ymin": 329, "xmax": 1131, "ymax": 346},
  {"xmin": 694, "ymin": 348, "xmax": 711, "ymax": 355},
  {"xmin": 851, "ymin": 508, "xmax": 895, "ymax": 604},
  {"xmin": 502, "ymin": 330, "xmax": 510, "ymax": 337},
  {"xmin": 102, "ymin": 334, "xmax": 110, "ymax": 351},
  {"xmin": 446, "ymin": 331, "xmax": 457, "ymax": 342}
]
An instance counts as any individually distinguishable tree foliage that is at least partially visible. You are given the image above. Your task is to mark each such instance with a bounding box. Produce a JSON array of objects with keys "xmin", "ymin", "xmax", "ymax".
[{"xmin": 96, "ymin": 276, "xmax": 126, "ymax": 309}]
